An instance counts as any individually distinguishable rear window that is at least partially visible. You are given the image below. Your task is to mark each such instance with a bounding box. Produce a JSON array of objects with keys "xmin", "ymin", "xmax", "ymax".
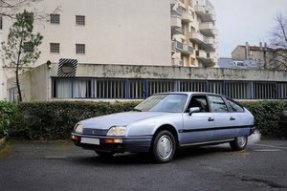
[{"xmin": 226, "ymin": 99, "xmax": 244, "ymax": 112}]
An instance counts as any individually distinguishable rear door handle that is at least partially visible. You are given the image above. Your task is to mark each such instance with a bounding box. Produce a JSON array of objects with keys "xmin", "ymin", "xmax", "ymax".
[
  {"xmin": 230, "ymin": 117, "xmax": 236, "ymax": 121},
  {"xmin": 208, "ymin": 117, "xmax": 214, "ymax": 122}
]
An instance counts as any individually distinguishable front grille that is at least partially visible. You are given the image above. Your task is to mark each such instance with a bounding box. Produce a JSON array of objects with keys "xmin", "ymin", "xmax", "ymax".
[{"xmin": 83, "ymin": 128, "xmax": 108, "ymax": 136}]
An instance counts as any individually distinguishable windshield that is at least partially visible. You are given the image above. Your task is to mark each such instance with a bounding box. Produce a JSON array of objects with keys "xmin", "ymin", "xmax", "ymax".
[{"xmin": 134, "ymin": 94, "xmax": 187, "ymax": 113}]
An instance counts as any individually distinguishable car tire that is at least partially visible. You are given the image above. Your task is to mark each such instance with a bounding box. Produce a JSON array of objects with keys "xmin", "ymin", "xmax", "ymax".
[
  {"xmin": 230, "ymin": 136, "xmax": 248, "ymax": 151},
  {"xmin": 95, "ymin": 151, "xmax": 114, "ymax": 157},
  {"xmin": 152, "ymin": 130, "xmax": 176, "ymax": 163}
]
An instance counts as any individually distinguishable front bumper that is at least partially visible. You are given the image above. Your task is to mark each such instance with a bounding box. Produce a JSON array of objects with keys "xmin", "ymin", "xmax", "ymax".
[{"xmin": 71, "ymin": 133, "xmax": 152, "ymax": 153}]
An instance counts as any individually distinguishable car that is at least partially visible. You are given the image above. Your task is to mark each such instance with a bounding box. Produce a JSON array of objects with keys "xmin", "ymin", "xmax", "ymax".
[{"xmin": 71, "ymin": 92, "xmax": 255, "ymax": 163}]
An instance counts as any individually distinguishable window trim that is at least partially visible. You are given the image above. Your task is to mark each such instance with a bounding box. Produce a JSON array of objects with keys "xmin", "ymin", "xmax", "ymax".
[
  {"xmin": 50, "ymin": 43, "xmax": 60, "ymax": 53},
  {"xmin": 75, "ymin": 44, "xmax": 85, "ymax": 54},
  {"xmin": 50, "ymin": 14, "xmax": 60, "ymax": 24},
  {"xmin": 75, "ymin": 15, "xmax": 85, "ymax": 26}
]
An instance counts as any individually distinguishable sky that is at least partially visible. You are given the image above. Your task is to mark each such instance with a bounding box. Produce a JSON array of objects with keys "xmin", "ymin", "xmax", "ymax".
[{"xmin": 208, "ymin": 0, "xmax": 287, "ymax": 57}]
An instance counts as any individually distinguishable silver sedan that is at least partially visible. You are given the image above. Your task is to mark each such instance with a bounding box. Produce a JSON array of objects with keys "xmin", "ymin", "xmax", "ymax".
[{"xmin": 71, "ymin": 92, "xmax": 255, "ymax": 163}]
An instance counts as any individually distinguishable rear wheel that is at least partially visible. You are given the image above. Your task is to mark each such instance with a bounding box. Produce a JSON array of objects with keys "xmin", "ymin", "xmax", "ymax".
[
  {"xmin": 152, "ymin": 130, "xmax": 176, "ymax": 163},
  {"xmin": 230, "ymin": 136, "xmax": 248, "ymax": 151}
]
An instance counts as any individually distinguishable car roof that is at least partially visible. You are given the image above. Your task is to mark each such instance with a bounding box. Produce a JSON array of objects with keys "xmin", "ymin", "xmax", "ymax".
[{"xmin": 155, "ymin": 92, "xmax": 225, "ymax": 97}]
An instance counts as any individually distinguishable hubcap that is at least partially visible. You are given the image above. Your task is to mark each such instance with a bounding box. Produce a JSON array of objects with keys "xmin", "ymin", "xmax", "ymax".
[
  {"xmin": 157, "ymin": 135, "xmax": 173, "ymax": 160},
  {"xmin": 237, "ymin": 136, "xmax": 246, "ymax": 147}
]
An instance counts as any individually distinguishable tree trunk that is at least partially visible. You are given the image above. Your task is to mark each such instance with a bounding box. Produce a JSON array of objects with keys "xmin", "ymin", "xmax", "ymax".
[{"xmin": 16, "ymin": 37, "xmax": 23, "ymax": 102}]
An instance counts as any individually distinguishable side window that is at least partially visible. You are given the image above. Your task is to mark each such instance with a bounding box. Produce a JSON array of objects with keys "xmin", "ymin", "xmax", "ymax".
[
  {"xmin": 187, "ymin": 95, "xmax": 209, "ymax": 112},
  {"xmin": 226, "ymin": 99, "xmax": 244, "ymax": 112},
  {"xmin": 208, "ymin": 95, "xmax": 228, "ymax": 112}
]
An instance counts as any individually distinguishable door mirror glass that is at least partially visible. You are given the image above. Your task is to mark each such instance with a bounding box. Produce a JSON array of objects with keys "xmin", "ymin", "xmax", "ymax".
[{"xmin": 189, "ymin": 107, "xmax": 200, "ymax": 115}]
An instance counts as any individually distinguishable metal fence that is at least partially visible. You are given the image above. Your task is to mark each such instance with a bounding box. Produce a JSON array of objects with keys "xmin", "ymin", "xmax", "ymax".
[{"xmin": 51, "ymin": 77, "xmax": 287, "ymax": 99}]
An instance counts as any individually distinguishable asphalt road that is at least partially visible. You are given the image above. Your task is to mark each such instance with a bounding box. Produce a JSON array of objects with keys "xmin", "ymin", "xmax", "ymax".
[{"xmin": 0, "ymin": 138, "xmax": 287, "ymax": 191}]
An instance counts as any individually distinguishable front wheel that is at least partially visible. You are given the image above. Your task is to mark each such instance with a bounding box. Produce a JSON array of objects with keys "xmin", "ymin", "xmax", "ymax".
[
  {"xmin": 152, "ymin": 130, "xmax": 176, "ymax": 163},
  {"xmin": 230, "ymin": 136, "xmax": 248, "ymax": 151}
]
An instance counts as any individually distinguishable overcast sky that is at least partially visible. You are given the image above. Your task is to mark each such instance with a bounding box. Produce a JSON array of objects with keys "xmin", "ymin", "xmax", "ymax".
[{"xmin": 208, "ymin": 0, "xmax": 287, "ymax": 57}]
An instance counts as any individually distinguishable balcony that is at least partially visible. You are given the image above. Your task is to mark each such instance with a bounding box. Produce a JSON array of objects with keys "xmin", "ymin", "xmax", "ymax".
[
  {"xmin": 188, "ymin": 32, "xmax": 204, "ymax": 44},
  {"xmin": 172, "ymin": 40, "xmax": 193, "ymax": 55},
  {"xmin": 196, "ymin": 50, "xmax": 215, "ymax": 67},
  {"xmin": 172, "ymin": 58, "xmax": 184, "ymax": 66},
  {"xmin": 181, "ymin": 11, "xmax": 193, "ymax": 23},
  {"xmin": 171, "ymin": 15, "xmax": 182, "ymax": 28},
  {"xmin": 199, "ymin": 22, "xmax": 216, "ymax": 37},
  {"xmin": 194, "ymin": 5, "xmax": 216, "ymax": 22}
]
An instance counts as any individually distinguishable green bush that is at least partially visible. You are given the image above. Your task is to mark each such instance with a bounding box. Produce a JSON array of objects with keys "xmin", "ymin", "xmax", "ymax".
[
  {"xmin": 0, "ymin": 101, "xmax": 24, "ymax": 138},
  {"xmin": 18, "ymin": 101, "xmax": 139, "ymax": 140},
  {"xmin": 11, "ymin": 100, "xmax": 287, "ymax": 140},
  {"xmin": 241, "ymin": 101, "xmax": 287, "ymax": 138}
]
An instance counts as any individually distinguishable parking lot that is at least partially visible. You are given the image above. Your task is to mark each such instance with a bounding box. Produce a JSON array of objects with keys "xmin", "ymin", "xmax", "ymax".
[{"xmin": 1, "ymin": 138, "xmax": 287, "ymax": 191}]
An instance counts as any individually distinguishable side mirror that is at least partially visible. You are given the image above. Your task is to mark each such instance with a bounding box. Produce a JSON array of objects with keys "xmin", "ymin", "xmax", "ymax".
[{"xmin": 189, "ymin": 107, "xmax": 200, "ymax": 116}]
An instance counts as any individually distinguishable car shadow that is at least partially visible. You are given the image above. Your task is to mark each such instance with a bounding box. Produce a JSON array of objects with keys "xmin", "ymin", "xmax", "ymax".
[{"xmin": 68, "ymin": 144, "xmax": 233, "ymax": 166}]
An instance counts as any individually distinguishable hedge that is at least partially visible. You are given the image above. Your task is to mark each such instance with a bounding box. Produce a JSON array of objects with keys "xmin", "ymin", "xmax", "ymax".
[
  {"xmin": 16, "ymin": 101, "xmax": 139, "ymax": 140},
  {"xmin": 241, "ymin": 101, "xmax": 287, "ymax": 138},
  {"xmin": 4, "ymin": 100, "xmax": 287, "ymax": 140},
  {"xmin": 0, "ymin": 101, "xmax": 23, "ymax": 138}
]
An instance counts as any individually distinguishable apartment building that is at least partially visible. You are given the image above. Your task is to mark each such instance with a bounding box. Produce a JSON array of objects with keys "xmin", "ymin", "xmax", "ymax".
[
  {"xmin": 0, "ymin": 0, "xmax": 218, "ymax": 100},
  {"xmin": 171, "ymin": 0, "xmax": 217, "ymax": 67},
  {"xmin": 232, "ymin": 42, "xmax": 287, "ymax": 70}
]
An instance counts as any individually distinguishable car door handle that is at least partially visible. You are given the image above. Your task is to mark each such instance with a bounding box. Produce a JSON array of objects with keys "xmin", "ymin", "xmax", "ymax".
[
  {"xmin": 230, "ymin": 117, "xmax": 236, "ymax": 121},
  {"xmin": 208, "ymin": 117, "xmax": 214, "ymax": 122}
]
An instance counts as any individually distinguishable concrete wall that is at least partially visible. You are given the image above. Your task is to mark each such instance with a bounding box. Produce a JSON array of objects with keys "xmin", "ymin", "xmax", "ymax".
[
  {"xmin": 8, "ymin": 63, "xmax": 287, "ymax": 101},
  {"xmin": 73, "ymin": 63, "xmax": 287, "ymax": 81}
]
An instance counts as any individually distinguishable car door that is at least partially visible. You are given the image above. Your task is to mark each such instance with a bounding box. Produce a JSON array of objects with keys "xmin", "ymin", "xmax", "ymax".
[
  {"xmin": 207, "ymin": 95, "xmax": 238, "ymax": 141},
  {"xmin": 181, "ymin": 95, "xmax": 215, "ymax": 145}
]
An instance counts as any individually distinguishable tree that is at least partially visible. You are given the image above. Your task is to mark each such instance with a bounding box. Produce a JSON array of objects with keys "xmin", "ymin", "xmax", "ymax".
[
  {"xmin": 269, "ymin": 13, "xmax": 287, "ymax": 70},
  {"xmin": 1, "ymin": 10, "xmax": 43, "ymax": 102}
]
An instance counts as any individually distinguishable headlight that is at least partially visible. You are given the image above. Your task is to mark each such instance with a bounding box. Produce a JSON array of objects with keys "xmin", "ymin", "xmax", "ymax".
[
  {"xmin": 107, "ymin": 126, "xmax": 127, "ymax": 136},
  {"xmin": 74, "ymin": 124, "xmax": 83, "ymax": 134}
]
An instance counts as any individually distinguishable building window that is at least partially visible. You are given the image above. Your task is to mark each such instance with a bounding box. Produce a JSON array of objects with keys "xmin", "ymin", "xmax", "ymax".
[
  {"xmin": 50, "ymin": 14, "xmax": 60, "ymax": 24},
  {"xmin": 76, "ymin": 44, "xmax": 85, "ymax": 54},
  {"xmin": 50, "ymin": 43, "xmax": 60, "ymax": 53},
  {"xmin": 76, "ymin": 15, "xmax": 85, "ymax": 25}
]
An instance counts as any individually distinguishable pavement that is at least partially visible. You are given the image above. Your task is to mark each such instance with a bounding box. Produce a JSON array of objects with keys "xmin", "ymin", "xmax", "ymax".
[{"xmin": 0, "ymin": 138, "xmax": 287, "ymax": 191}]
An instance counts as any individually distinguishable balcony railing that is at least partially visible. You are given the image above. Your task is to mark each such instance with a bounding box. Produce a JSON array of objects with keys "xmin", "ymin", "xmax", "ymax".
[
  {"xmin": 188, "ymin": 32, "xmax": 204, "ymax": 44},
  {"xmin": 172, "ymin": 41, "xmax": 193, "ymax": 55},
  {"xmin": 199, "ymin": 22, "xmax": 216, "ymax": 36},
  {"xmin": 196, "ymin": 50, "xmax": 215, "ymax": 67},
  {"xmin": 182, "ymin": 11, "xmax": 193, "ymax": 23},
  {"xmin": 194, "ymin": 4, "xmax": 216, "ymax": 22},
  {"xmin": 171, "ymin": 15, "xmax": 182, "ymax": 28}
]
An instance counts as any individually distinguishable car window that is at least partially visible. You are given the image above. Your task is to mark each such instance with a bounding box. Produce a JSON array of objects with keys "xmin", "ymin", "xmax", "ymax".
[
  {"xmin": 187, "ymin": 96, "xmax": 209, "ymax": 112},
  {"xmin": 226, "ymin": 98, "xmax": 244, "ymax": 112},
  {"xmin": 134, "ymin": 94, "xmax": 188, "ymax": 113},
  {"xmin": 208, "ymin": 95, "xmax": 228, "ymax": 112}
]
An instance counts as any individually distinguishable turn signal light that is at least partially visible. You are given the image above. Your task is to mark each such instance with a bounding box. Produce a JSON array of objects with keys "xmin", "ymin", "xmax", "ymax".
[{"xmin": 104, "ymin": 138, "xmax": 123, "ymax": 144}]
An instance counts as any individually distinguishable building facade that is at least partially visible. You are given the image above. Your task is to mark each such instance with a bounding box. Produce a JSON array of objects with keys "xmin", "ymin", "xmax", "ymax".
[
  {"xmin": 1, "ymin": 0, "xmax": 218, "ymax": 100},
  {"xmin": 232, "ymin": 42, "xmax": 287, "ymax": 70}
]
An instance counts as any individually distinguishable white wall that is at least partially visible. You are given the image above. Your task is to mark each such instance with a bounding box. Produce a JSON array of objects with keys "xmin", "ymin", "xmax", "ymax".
[{"xmin": 0, "ymin": 0, "xmax": 172, "ymax": 100}]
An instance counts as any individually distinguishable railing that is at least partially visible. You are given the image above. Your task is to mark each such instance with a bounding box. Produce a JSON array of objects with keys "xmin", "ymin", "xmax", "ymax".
[{"xmin": 51, "ymin": 78, "xmax": 287, "ymax": 100}]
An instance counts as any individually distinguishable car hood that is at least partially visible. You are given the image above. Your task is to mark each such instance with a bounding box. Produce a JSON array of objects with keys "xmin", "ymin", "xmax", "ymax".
[{"xmin": 80, "ymin": 111, "xmax": 167, "ymax": 130}]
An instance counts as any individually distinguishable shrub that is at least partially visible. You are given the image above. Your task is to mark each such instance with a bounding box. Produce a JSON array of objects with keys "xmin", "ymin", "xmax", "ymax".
[
  {"xmin": 12, "ymin": 100, "xmax": 287, "ymax": 140},
  {"xmin": 0, "ymin": 101, "xmax": 24, "ymax": 138},
  {"xmin": 241, "ymin": 101, "xmax": 287, "ymax": 138},
  {"xmin": 18, "ymin": 101, "xmax": 139, "ymax": 140}
]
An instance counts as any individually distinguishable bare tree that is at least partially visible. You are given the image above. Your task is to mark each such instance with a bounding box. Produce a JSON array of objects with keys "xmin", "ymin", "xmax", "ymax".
[{"xmin": 269, "ymin": 13, "xmax": 287, "ymax": 70}]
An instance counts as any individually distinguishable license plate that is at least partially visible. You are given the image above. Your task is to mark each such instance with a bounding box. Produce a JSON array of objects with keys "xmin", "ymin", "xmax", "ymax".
[{"xmin": 81, "ymin": 137, "xmax": 100, "ymax": 145}]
